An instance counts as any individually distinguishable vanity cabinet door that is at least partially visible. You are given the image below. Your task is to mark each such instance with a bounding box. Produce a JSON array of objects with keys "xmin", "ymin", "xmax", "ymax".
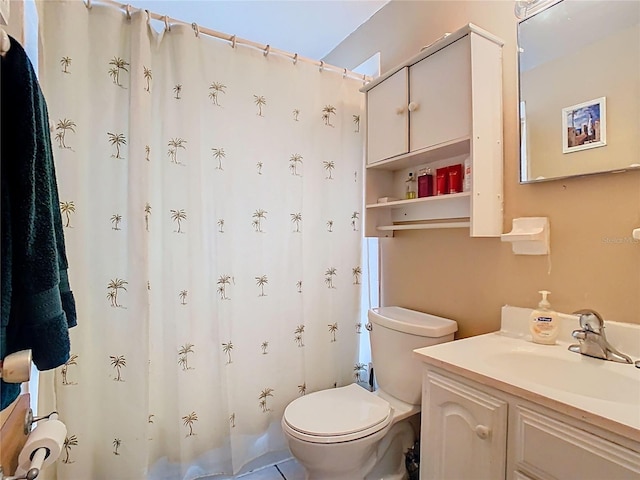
[
  {"xmin": 512, "ymin": 406, "xmax": 640, "ymax": 480},
  {"xmin": 366, "ymin": 67, "xmax": 409, "ymax": 164},
  {"xmin": 409, "ymin": 36, "xmax": 471, "ymax": 152},
  {"xmin": 422, "ymin": 371, "xmax": 508, "ymax": 480}
]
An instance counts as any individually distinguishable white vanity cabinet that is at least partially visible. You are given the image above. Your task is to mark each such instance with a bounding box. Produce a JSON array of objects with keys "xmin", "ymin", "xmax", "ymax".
[
  {"xmin": 362, "ymin": 24, "xmax": 504, "ymax": 237},
  {"xmin": 420, "ymin": 367, "xmax": 640, "ymax": 480}
]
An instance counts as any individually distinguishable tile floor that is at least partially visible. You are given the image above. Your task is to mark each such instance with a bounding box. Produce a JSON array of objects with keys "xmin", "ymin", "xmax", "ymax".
[{"xmin": 238, "ymin": 458, "xmax": 306, "ymax": 480}]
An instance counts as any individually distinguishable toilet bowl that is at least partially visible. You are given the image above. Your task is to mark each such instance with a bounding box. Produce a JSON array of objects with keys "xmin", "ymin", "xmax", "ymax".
[{"xmin": 282, "ymin": 307, "xmax": 457, "ymax": 479}]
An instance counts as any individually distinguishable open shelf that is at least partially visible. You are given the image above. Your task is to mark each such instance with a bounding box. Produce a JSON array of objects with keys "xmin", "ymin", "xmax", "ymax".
[
  {"xmin": 366, "ymin": 136, "xmax": 470, "ymax": 171},
  {"xmin": 366, "ymin": 191, "xmax": 470, "ymax": 209},
  {"xmin": 377, "ymin": 221, "xmax": 471, "ymax": 231}
]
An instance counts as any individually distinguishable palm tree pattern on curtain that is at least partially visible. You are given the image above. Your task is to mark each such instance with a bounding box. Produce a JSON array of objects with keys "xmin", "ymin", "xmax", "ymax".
[
  {"xmin": 60, "ymin": 201, "xmax": 75, "ymax": 228},
  {"xmin": 62, "ymin": 435, "xmax": 78, "ymax": 463},
  {"xmin": 55, "ymin": 118, "xmax": 76, "ymax": 150},
  {"xmin": 61, "ymin": 354, "xmax": 78, "ymax": 386},
  {"xmin": 40, "ymin": 5, "xmax": 364, "ymax": 476},
  {"xmin": 60, "ymin": 56, "xmax": 72, "ymax": 74},
  {"xmin": 209, "ymin": 82, "xmax": 226, "ymax": 106}
]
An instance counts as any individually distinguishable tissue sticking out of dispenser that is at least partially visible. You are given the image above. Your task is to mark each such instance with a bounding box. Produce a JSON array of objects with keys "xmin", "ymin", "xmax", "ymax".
[{"xmin": 501, "ymin": 217, "xmax": 550, "ymax": 255}]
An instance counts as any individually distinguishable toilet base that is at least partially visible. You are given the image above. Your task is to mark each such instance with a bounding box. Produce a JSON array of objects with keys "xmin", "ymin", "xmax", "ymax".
[{"xmin": 286, "ymin": 417, "xmax": 417, "ymax": 480}]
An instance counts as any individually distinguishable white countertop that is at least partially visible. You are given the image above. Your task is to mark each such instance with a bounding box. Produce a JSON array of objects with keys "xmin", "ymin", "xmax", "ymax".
[{"xmin": 414, "ymin": 306, "xmax": 640, "ymax": 440}]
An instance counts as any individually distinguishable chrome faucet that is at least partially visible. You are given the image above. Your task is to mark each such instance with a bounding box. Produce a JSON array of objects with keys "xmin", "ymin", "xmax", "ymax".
[{"xmin": 568, "ymin": 309, "xmax": 633, "ymax": 364}]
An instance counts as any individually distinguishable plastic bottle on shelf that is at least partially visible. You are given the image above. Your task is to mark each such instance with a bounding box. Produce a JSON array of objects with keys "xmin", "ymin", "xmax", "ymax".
[
  {"xmin": 405, "ymin": 172, "xmax": 417, "ymax": 199},
  {"xmin": 463, "ymin": 156, "xmax": 472, "ymax": 192}
]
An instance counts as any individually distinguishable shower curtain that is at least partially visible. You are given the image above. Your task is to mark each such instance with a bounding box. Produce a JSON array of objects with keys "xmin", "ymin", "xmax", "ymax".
[{"xmin": 36, "ymin": 2, "xmax": 364, "ymax": 478}]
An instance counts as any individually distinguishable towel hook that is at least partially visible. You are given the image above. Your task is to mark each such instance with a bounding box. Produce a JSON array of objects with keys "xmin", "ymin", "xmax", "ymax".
[
  {"xmin": 192, "ymin": 22, "xmax": 200, "ymax": 37},
  {"xmin": 163, "ymin": 15, "xmax": 171, "ymax": 32},
  {"xmin": 0, "ymin": 28, "xmax": 10, "ymax": 58}
]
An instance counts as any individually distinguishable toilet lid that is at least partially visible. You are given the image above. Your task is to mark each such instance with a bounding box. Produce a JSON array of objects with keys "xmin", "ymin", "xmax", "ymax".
[{"xmin": 283, "ymin": 384, "xmax": 392, "ymax": 439}]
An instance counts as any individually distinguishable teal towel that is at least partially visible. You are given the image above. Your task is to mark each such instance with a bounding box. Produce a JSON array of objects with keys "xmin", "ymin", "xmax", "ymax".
[{"xmin": 1, "ymin": 36, "xmax": 77, "ymax": 410}]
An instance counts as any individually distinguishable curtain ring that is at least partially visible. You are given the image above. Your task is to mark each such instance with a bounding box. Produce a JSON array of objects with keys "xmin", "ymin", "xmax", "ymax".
[
  {"xmin": 319, "ymin": 61, "xmax": 324, "ymax": 72},
  {"xmin": 263, "ymin": 44, "xmax": 270, "ymax": 57},
  {"xmin": 125, "ymin": 4, "xmax": 132, "ymax": 20},
  {"xmin": 192, "ymin": 22, "xmax": 200, "ymax": 37},
  {"xmin": 85, "ymin": 0, "xmax": 92, "ymax": 9},
  {"xmin": 293, "ymin": 53, "xmax": 298, "ymax": 65},
  {"xmin": 230, "ymin": 35, "xmax": 237, "ymax": 49},
  {"xmin": 164, "ymin": 15, "xmax": 171, "ymax": 32}
]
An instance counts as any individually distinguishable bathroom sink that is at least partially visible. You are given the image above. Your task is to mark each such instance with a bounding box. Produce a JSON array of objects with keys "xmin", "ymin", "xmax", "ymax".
[
  {"xmin": 414, "ymin": 306, "xmax": 640, "ymax": 437},
  {"xmin": 484, "ymin": 350, "xmax": 639, "ymax": 404}
]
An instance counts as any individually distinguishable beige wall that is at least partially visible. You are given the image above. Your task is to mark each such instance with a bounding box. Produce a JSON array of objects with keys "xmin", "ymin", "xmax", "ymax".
[{"xmin": 325, "ymin": 0, "xmax": 640, "ymax": 338}]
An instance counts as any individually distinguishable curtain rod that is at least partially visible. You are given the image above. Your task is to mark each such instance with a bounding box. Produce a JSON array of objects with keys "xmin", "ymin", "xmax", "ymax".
[{"xmin": 84, "ymin": 0, "xmax": 372, "ymax": 84}]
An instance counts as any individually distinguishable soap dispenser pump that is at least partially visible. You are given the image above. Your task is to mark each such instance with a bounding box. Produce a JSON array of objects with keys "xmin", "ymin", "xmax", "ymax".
[{"xmin": 529, "ymin": 290, "xmax": 559, "ymax": 345}]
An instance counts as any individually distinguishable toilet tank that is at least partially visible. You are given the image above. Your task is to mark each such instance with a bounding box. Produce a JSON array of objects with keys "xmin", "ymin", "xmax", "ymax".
[{"xmin": 368, "ymin": 306, "xmax": 457, "ymax": 405}]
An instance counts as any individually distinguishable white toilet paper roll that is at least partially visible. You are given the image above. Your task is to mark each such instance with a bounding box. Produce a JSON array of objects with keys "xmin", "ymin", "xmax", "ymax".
[{"xmin": 16, "ymin": 418, "xmax": 67, "ymax": 475}]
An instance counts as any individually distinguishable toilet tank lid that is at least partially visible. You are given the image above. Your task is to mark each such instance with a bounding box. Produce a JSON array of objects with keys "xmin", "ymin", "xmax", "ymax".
[{"xmin": 369, "ymin": 306, "xmax": 458, "ymax": 337}]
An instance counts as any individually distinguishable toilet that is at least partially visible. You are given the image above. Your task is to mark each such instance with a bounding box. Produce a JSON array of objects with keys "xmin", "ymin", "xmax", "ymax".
[{"xmin": 282, "ymin": 306, "xmax": 458, "ymax": 480}]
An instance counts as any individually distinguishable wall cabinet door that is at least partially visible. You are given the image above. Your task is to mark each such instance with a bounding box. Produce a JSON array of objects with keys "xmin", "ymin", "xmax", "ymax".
[
  {"xmin": 409, "ymin": 37, "xmax": 471, "ymax": 152},
  {"xmin": 366, "ymin": 67, "xmax": 409, "ymax": 164},
  {"xmin": 422, "ymin": 371, "xmax": 508, "ymax": 480}
]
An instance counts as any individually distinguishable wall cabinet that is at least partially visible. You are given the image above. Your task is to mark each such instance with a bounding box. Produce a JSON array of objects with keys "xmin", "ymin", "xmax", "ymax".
[
  {"xmin": 421, "ymin": 368, "xmax": 640, "ymax": 480},
  {"xmin": 362, "ymin": 24, "xmax": 504, "ymax": 237}
]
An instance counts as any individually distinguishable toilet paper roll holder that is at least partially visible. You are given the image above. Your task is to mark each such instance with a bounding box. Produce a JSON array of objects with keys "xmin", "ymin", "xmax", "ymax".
[{"xmin": 1, "ymin": 411, "xmax": 59, "ymax": 480}]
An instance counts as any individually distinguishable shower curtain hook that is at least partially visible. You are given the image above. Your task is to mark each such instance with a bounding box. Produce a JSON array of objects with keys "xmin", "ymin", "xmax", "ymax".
[
  {"xmin": 125, "ymin": 4, "xmax": 132, "ymax": 20},
  {"xmin": 163, "ymin": 15, "xmax": 171, "ymax": 32},
  {"xmin": 263, "ymin": 44, "xmax": 270, "ymax": 57},
  {"xmin": 343, "ymin": 68, "xmax": 347, "ymax": 79},
  {"xmin": 293, "ymin": 53, "xmax": 298, "ymax": 65},
  {"xmin": 85, "ymin": 0, "xmax": 92, "ymax": 9},
  {"xmin": 192, "ymin": 22, "xmax": 200, "ymax": 37},
  {"xmin": 319, "ymin": 61, "xmax": 324, "ymax": 73},
  {"xmin": 230, "ymin": 35, "xmax": 237, "ymax": 49}
]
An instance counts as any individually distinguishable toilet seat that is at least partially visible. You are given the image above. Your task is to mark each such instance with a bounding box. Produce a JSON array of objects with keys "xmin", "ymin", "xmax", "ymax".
[{"xmin": 282, "ymin": 384, "xmax": 393, "ymax": 444}]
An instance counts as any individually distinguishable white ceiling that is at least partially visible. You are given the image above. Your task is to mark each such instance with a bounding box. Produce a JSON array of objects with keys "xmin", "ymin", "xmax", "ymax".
[{"xmin": 127, "ymin": 0, "xmax": 388, "ymax": 61}]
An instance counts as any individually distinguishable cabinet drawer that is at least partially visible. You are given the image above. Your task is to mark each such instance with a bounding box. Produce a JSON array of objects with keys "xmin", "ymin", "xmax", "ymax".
[{"xmin": 513, "ymin": 406, "xmax": 640, "ymax": 480}]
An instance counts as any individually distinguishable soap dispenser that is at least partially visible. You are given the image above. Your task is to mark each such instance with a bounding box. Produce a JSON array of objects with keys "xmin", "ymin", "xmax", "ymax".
[{"xmin": 529, "ymin": 290, "xmax": 559, "ymax": 345}]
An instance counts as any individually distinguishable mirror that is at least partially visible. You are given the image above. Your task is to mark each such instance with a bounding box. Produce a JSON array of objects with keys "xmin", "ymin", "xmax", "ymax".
[{"xmin": 518, "ymin": 0, "xmax": 640, "ymax": 183}]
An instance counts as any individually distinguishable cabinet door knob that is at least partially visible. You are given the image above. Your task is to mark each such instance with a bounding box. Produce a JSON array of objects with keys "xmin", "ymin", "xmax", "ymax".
[
  {"xmin": 408, "ymin": 102, "xmax": 419, "ymax": 112},
  {"xmin": 395, "ymin": 106, "xmax": 406, "ymax": 115},
  {"xmin": 475, "ymin": 425, "xmax": 491, "ymax": 439}
]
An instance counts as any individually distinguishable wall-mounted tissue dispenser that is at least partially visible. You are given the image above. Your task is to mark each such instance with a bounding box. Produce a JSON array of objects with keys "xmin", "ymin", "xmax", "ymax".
[{"xmin": 500, "ymin": 217, "xmax": 550, "ymax": 255}]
